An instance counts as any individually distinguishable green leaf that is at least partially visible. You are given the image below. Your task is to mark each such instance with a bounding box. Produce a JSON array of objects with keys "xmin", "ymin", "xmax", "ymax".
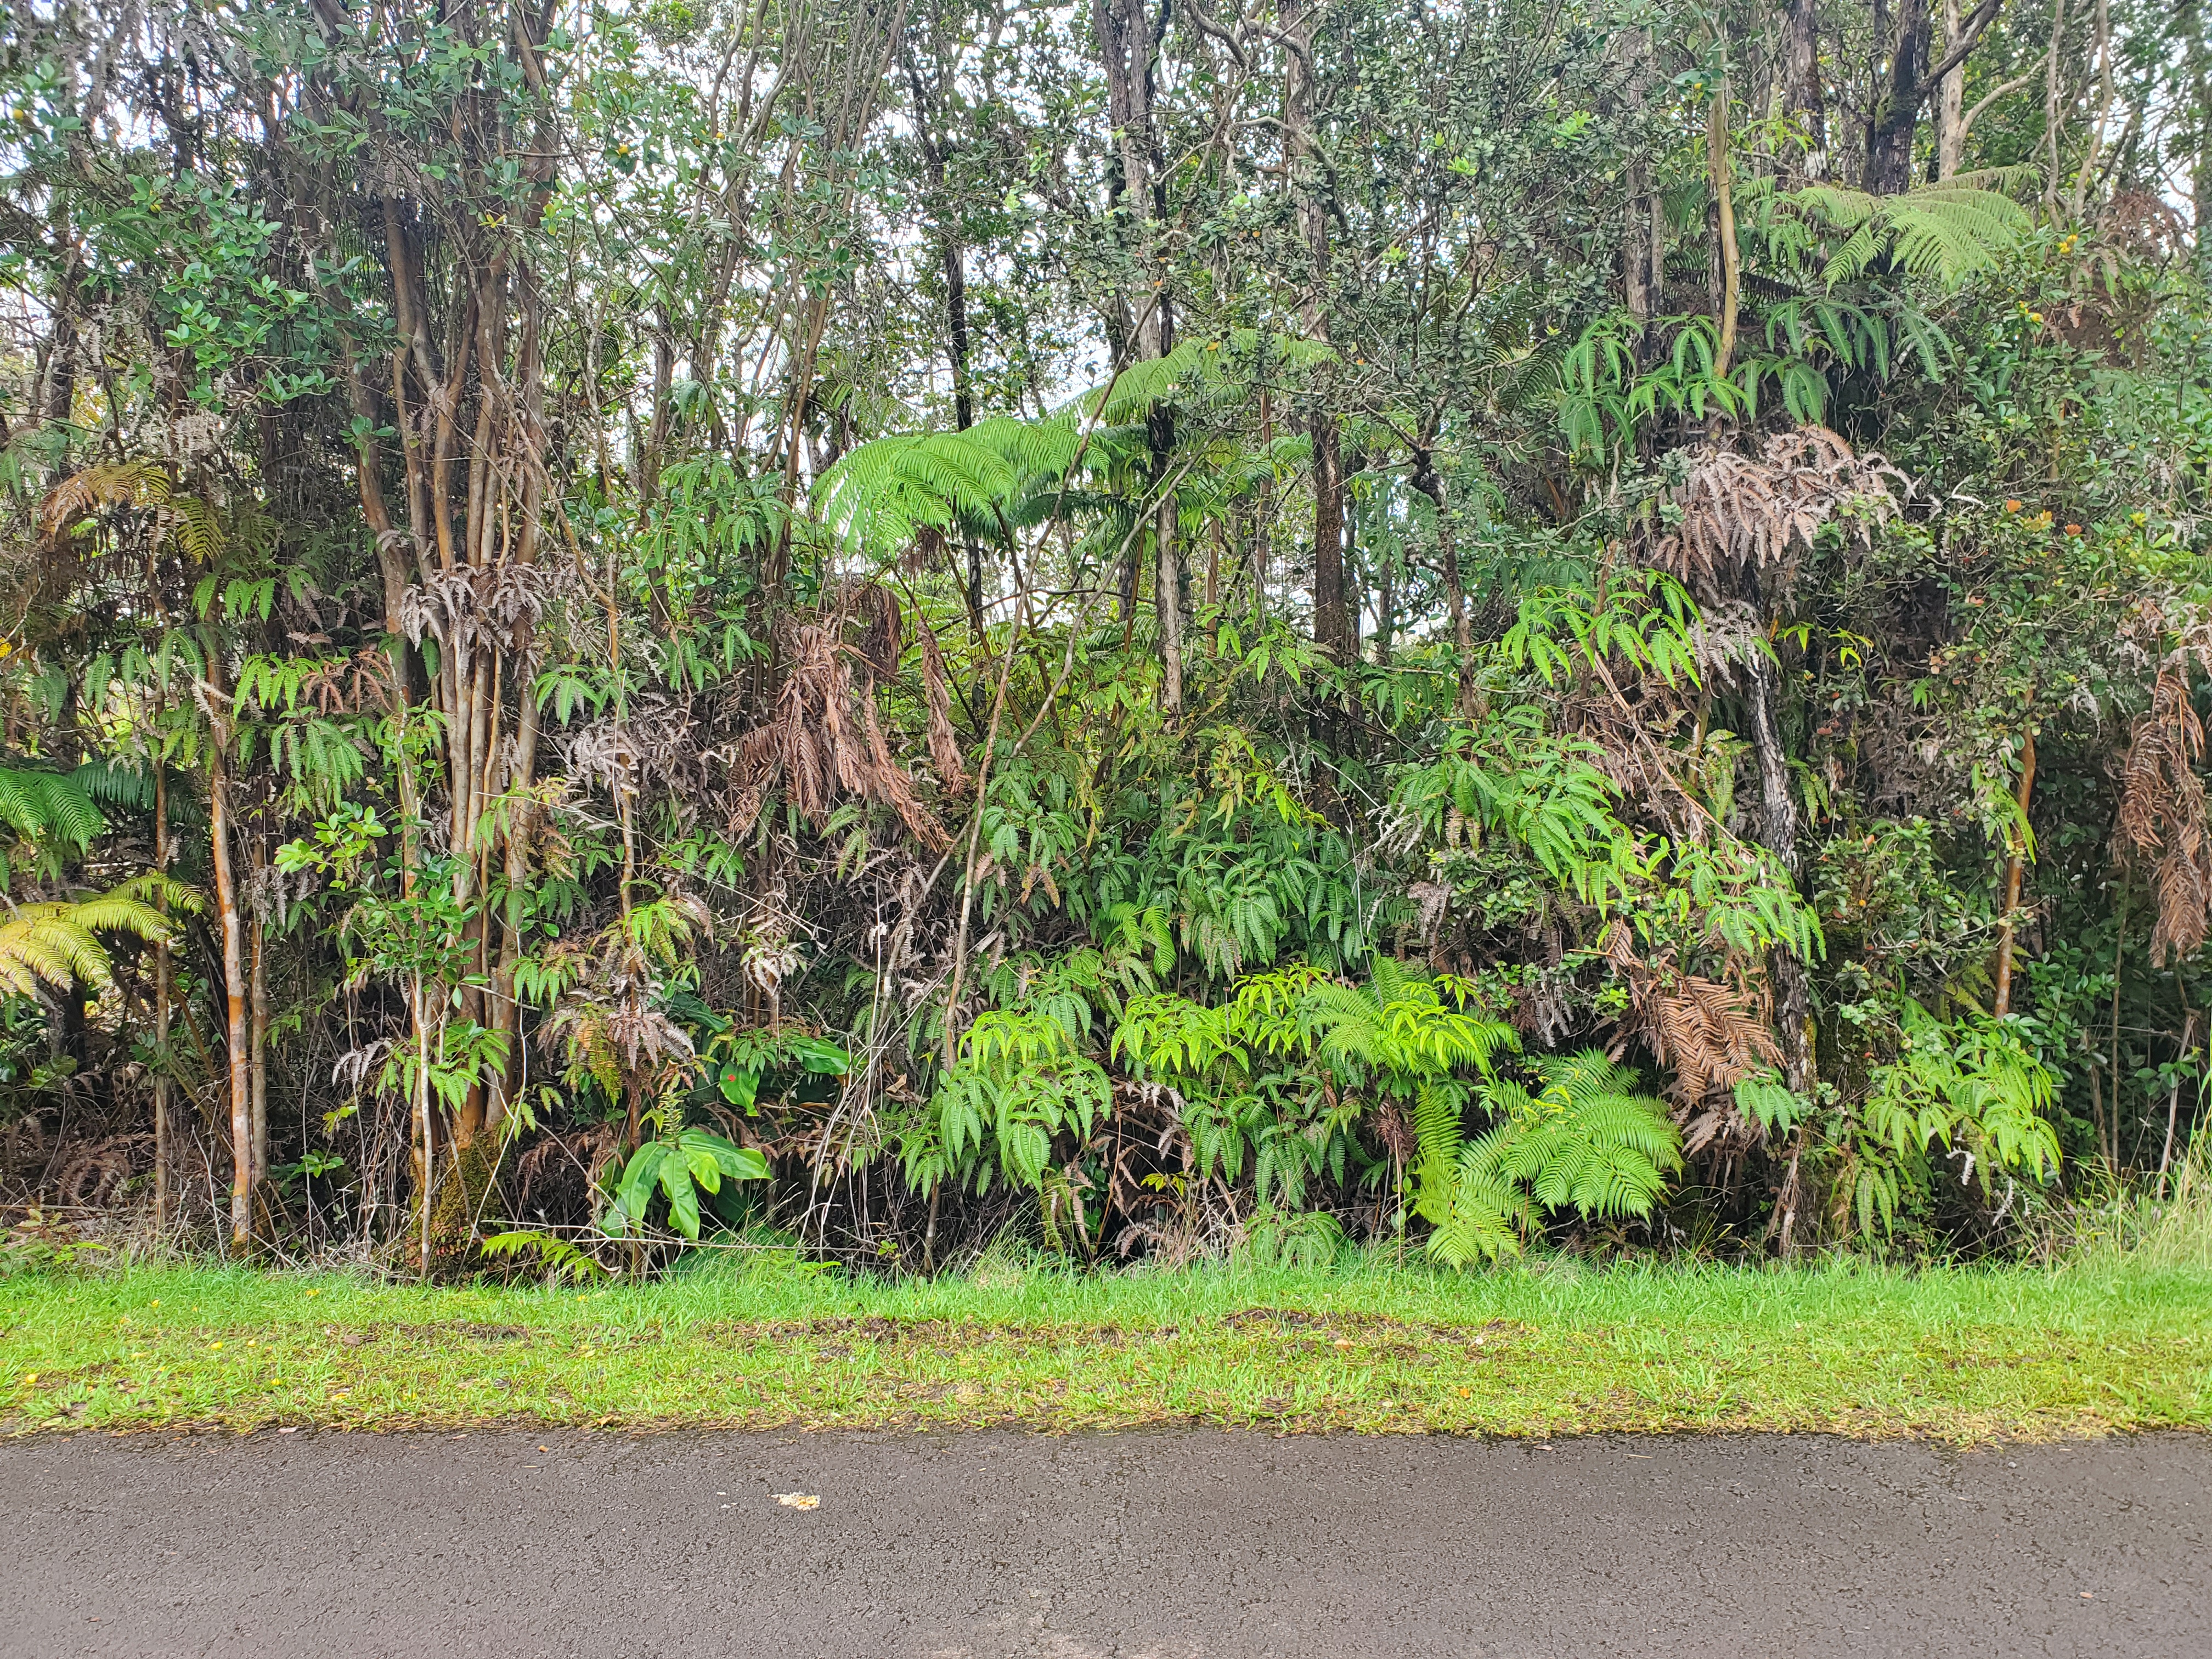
[{"xmin": 616, "ymin": 1143, "xmax": 668, "ymax": 1222}]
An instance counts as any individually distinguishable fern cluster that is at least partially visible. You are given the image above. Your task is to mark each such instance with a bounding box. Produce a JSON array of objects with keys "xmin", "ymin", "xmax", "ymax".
[{"xmin": 1424, "ymin": 1052, "xmax": 1683, "ymax": 1267}]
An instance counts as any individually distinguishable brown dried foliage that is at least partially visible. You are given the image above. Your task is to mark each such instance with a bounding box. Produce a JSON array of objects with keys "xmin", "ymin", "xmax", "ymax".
[
  {"xmin": 1603, "ymin": 922, "xmax": 1780, "ymax": 1153},
  {"xmin": 37, "ymin": 461, "xmax": 171, "ymax": 545},
  {"xmin": 2119, "ymin": 668, "xmax": 2212, "ymax": 966},
  {"xmin": 730, "ymin": 593, "xmax": 951, "ymax": 851},
  {"xmin": 917, "ymin": 617, "xmax": 969, "ymax": 792},
  {"xmin": 1651, "ymin": 426, "xmax": 1901, "ymax": 597}
]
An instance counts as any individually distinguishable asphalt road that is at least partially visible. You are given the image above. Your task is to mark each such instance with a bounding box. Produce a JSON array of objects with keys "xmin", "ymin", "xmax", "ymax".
[{"xmin": 2, "ymin": 1429, "xmax": 2205, "ymax": 1658}]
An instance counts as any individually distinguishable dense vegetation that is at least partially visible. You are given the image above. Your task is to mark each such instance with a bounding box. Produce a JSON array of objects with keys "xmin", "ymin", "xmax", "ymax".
[{"xmin": 3, "ymin": 0, "xmax": 2210, "ymax": 1280}]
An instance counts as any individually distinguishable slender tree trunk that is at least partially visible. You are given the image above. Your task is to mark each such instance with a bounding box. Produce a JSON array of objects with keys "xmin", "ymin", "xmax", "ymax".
[
  {"xmin": 490, "ymin": 686, "xmax": 539, "ymax": 1140},
  {"xmin": 1285, "ymin": 0, "xmax": 1347, "ymax": 662},
  {"xmin": 2187, "ymin": 1, "xmax": 2211, "ymax": 271},
  {"xmin": 1410, "ymin": 443, "xmax": 1473, "ymax": 716},
  {"xmin": 1311, "ymin": 419, "xmax": 1346, "ymax": 659},
  {"xmin": 640, "ymin": 309, "xmax": 674, "ymax": 500},
  {"xmin": 207, "ymin": 706, "xmax": 251, "ymax": 1251},
  {"xmin": 152, "ymin": 757, "xmax": 170, "ymax": 1240},
  {"xmin": 2090, "ymin": 1061, "xmax": 2108, "ymax": 1173},
  {"xmin": 905, "ymin": 54, "xmax": 974, "ymax": 431},
  {"xmin": 1937, "ymin": 0, "xmax": 1967, "ymax": 178},
  {"xmin": 2111, "ymin": 876, "xmax": 2127, "ymax": 1169},
  {"xmin": 2044, "ymin": 0, "xmax": 2072, "ymax": 212},
  {"xmin": 1786, "ymin": 0, "xmax": 1828, "ymax": 177},
  {"xmin": 414, "ymin": 972, "xmax": 433, "ymax": 1276},
  {"xmin": 906, "ymin": 47, "xmax": 984, "ymax": 646},
  {"xmin": 2068, "ymin": 0, "xmax": 2115, "ymax": 221},
  {"xmin": 1098, "ymin": 0, "xmax": 1179, "ymax": 706},
  {"xmin": 1744, "ymin": 638, "xmax": 1813, "ymax": 1093},
  {"xmin": 1254, "ymin": 373, "xmax": 1273, "ymax": 621},
  {"xmin": 1991, "ymin": 728, "xmax": 2038, "ymax": 1016},
  {"xmin": 249, "ymin": 902, "xmax": 268, "ymax": 1193},
  {"xmin": 1618, "ymin": 29, "xmax": 1661, "ymax": 325},
  {"xmin": 1707, "ymin": 77, "xmax": 1741, "ymax": 376},
  {"xmin": 1157, "ymin": 464, "xmax": 1183, "ymax": 713},
  {"xmin": 2159, "ymin": 1011, "xmax": 2198, "ymax": 1195}
]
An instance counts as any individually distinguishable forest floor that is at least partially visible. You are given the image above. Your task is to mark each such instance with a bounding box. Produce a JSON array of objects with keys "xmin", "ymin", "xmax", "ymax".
[
  {"xmin": 5, "ymin": 1426, "xmax": 2208, "ymax": 1656},
  {"xmin": 4, "ymin": 1255, "xmax": 2209, "ymax": 1440}
]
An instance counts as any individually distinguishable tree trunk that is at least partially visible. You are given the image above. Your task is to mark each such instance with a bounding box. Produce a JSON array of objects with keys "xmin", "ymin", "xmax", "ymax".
[
  {"xmin": 1311, "ymin": 417, "xmax": 1347, "ymax": 659},
  {"xmin": 1707, "ymin": 77, "xmax": 1740, "ymax": 376},
  {"xmin": 1285, "ymin": 0, "xmax": 1348, "ymax": 662},
  {"xmin": 1786, "ymin": 0, "xmax": 1827, "ymax": 176},
  {"xmin": 1155, "ymin": 411, "xmax": 1183, "ymax": 714},
  {"xmin": 905, "ymin": 52, "xmax": 975, "ymax": 432},
  {"xmin": 2044, "ymin": 0, "xmax": 2072, "ymax": 212},
  {"xmin": 2109, "ymin": 876, "xmax": 2127, "ymax": 1169},
  {"xmin": 1937, "ymin": 0, "xmax": 1966, "ymax": 177},
  {"xmin": 249, "ymin": 903, "xmax": 268, "ymax": 1193},
  {"xmin": 2067, "ymin": 0, "xmax": 2115, "ymax": 221},
  {"xmin": 1991, "ymin": 728, "xmax": 2038, "ymax": 1016},
  {"xmin": 206, "ymin": 702, "xmax": 251, "ymax": 1251},
  {"xmin": 2187, "ymin": 1, "xmax": 2211, "ymax": 272},
  {"xmin": 1618, "ymin": 29, "xmax": 1661, "ymax": 326},
  {"xmin": 1098, "ymin": 0, "xmax": 1178, "ymax": 707},
  {"xmin": 152, "ymin": 757, "xmax": 170, "ymax": 1239},
  {"xmin": 413, "ymin": 972, "xmax": 434, "ymax": 1276},
  {"xmin": 1868, "ymin": 0, "xmax": 1933, "ymax": 194},
  {"xmin": 1410, "ymin": 443, "xmax": 1474, "ymax": 717},
  {"xmin": 1744, "ymin": 642, "xmax": 1813, "ymax": 1093},
  {"xmin": 1254, "ymin": 371, "xmax": 1272, "ymax": 622},
  {"xmin": 2159, "ymin": 1011, "xmax": 2198, "ymax": 1194}
]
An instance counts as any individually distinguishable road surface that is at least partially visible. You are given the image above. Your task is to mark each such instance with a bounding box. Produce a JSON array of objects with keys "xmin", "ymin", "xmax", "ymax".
[{"xmin": 2, "ymin": 1429, "xmax": 2204, "ymax": 1657}]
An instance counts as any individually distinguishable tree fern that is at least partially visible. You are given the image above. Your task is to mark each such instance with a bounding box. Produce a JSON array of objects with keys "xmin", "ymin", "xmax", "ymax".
[
  {"xmin": 0, "ymin": 882, "xmax": 171, "ymax": 998},
  {"xmin": 0, "ymin": 766, "xmax": 109, "ymax": 886},
  {"xmin": 1070, "ymin": 329, "xmax": 1335, "ymax": 427},
  {"xmin": 1770, "ymin": 171, "xmax": 2032, "ymax": 290},
  {"xmin": 814, "ymin": 415, "xmax": 1084, "ymax": 557}
]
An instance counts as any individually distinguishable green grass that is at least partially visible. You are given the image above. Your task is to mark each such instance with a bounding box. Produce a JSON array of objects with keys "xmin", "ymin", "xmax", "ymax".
[{"xmin": 6, "ymin": 1251, "xmax": 2209, "ymax": 1442}]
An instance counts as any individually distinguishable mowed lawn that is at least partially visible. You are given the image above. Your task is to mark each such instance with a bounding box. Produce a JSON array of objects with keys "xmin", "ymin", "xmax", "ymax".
[{"xmin": 5, "ymin": 1256, "xmax": 2208, "ymax": 1442}]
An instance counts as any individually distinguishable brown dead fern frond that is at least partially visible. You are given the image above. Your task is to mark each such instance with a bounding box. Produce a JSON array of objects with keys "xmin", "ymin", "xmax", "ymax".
[
  {"xmin": 1602, "ymin": 921, "xmax": 1780, "ymax": 1148},
  {"xmin": 845, "ymin": 582, "xmax": 903, "ymax": 680},
  {"xmin": 2119, "ymin": 668, "xmax": 2212, "ymax": 966},
  {"xmin": 38, "ymin": 461, "xmax": 173, "ymax": 545},
  {"xmin": 724, "ymin": 616, "xmax": 951, "ymax": 850},
  {"xmin": 54, "ymin": 1134, "xmax": 146, "ymax": 1207},
  {"xmin": 918, "ymin": 616, "xmax": 969, "ymax": 792},
  {"xmin": 1651, "ymin": 426, "xmax": 1902, "ymax": 597},
  {"xmin": 864, "ymin": 692, "xmax": 951, "ymax": 850}
]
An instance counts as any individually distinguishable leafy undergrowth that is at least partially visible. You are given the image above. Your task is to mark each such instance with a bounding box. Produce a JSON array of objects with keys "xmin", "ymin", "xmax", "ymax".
[{"xmin": 4, "ymin": 1255, "xmax": 2208, "ymax": 1443}]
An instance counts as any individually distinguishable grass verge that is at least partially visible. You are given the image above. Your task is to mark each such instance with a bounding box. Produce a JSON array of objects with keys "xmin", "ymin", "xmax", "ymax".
[{"xmin": 4, "ymin": 1254, "xmax": 2208, "ymax": 1442}]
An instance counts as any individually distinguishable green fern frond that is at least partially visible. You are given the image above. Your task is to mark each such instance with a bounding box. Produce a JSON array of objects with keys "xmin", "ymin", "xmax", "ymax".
[
  {"xmin": 815, "ymin": 416, "xmax": 1085, "ymax": 556},
  {"xmin": 1788, "ymin": 178, "xmax": 2028, "ymax": 290},
  {"xmin": 70, "ymin": 759, "xmax": 155, "ymax": 810},
  {"xmin": 172, "ymin": 494, "xmax": 227, "ymax": 565},
  {"xmin": 0, "ymin": 767, "xmax": 107, "ymax": 865}
]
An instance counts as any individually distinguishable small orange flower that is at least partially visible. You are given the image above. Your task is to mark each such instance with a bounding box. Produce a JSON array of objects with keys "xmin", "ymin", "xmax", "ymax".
[
  {"xmin": 2064, "ymin": 524, "xmax": 2082, "ymax": 535},
  {"xmin": 2004, "ymin": 499, "xmax": 2022, "ymax": 513}
]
